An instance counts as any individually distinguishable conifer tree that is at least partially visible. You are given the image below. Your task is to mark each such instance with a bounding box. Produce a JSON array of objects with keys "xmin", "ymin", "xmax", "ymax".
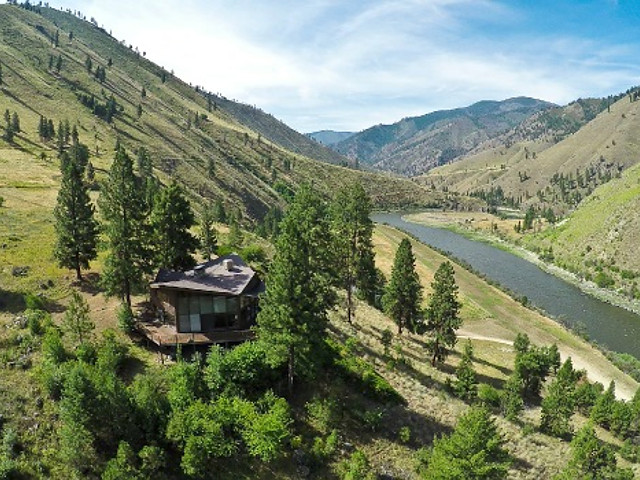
[
  {"xmin": 136, "ymin": 147, "xmax": 157, "ymax": 211},
  {"xmin": 382, "ymin": 238, "xmax": 423, "ymax": 335},
  {"xmin": 57, "ymin": 120, "xmax": 65, "ymax": 154},
  {"xmin": 151, "ymin": 182, "xmax": 198, "ymax": 271},
  {"xmin": 0, "ymin": 61, "xmax": 3, "ymax": 86},
  {"xmin": 330, "ymin": 182, "xmax": 376, "ymax": 323},
  {"xmin": 99, "ymin": 145, "xmax": 152, "ymax": 306},
  {"xmin": 540, "ymin": 358, "xmax": 579, "ymax": 438},
  {"xmin": 452, "ymin": 340, "xmax": 477, "ymax": 401},
  {"xmin": 3, "ymin": 109, "xmax": 13, "ymax": 142},
  {"xmin": 425, "ymin": 261, "xmax": 461, "ymax": 366},
  {"xmin": 591, "ymin": 381, "xmax": 616, "ymax": 430},
  {"xmin": 10, "ymin": 112, "xmax": 19, "ymax": 133},
  {"xmin": 54, "ymin": 150, "xmax": 98, "ymax": 280},
  {"xmin": 62, "ymin": 291, "xmax": 95, "ymax": 346},
  {"xmin": 199, "ymin": 203, "xmax": 217, "ymax": 261},
  {"xmin": 501, "ymin": 373, "xmax": 524, "ymax": 421},
  {"xmin": 256, "ymin": 184, "xmax": 335, "ymax": 394},
  {"xmin": 55, "ymin": 54, "xmax": 62, "ymax": 72},
  {"xmin": 419, "ymin": 407, "xmax": 510, "ymax": 479}
]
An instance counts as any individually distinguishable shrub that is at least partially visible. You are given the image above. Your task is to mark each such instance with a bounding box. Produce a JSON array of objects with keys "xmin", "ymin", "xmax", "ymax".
[
  {"xmin": 24, "ymin": 292, "xmax": 45, "ymax": 311},
  {"xmin": 116, "ymin": 303, "xmax": 135, "ymax": 334},
  {"xmin": 240, "ymin": 244, "xmax": 267, "ymax": 264},
  {"xmin": 478, "ymin": 384, "xmax": 501, "ymax": 408},
  {"xmin": 306, "ymin": 397, "xmax": 339, "ymax": 435},
  {"xmin": 25, "ymin": 309, "xmax": 50, "ymax": 336},
  {"xmin": 339, "ymin": 450, "xmax": 376, "ymax": 480},
  {"xmin": 399, "ymin": 426, "xmax": 411, "ymax": 444}
]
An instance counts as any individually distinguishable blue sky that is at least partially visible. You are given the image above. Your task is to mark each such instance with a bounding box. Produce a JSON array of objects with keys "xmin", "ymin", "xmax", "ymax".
[{"xmin": 36, "ymin": 0, "xmax": 640, "ymax": 132}]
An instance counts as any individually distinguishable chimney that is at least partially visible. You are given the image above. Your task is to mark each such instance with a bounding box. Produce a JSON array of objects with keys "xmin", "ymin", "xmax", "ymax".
[
  {"xmin": 222, "ymin": 259, "xmax": 234, "ymax": 271},
  {"xmin": 194, "ymin": 264, "xmax": 206, "ymax": 276}
]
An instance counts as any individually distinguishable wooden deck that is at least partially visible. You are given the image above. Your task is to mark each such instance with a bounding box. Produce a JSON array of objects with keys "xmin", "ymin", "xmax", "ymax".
[{"xmin": 137, "ymin": 320, "xmax": 254, "ymax": 347}]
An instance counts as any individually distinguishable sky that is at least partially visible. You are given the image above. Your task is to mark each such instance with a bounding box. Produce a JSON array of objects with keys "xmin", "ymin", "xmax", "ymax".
[{"xmin": 31, "ymin": 0, "xmax": 640, "ymax": 132}]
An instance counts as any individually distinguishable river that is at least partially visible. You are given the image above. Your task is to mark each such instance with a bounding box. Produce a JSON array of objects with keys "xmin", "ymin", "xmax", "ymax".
[{"xmin": 372, "ymin": 212, "xmax": 640, "ymax": 359}]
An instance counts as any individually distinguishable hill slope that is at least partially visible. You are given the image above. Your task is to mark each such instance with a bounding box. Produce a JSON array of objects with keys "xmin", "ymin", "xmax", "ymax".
[
  {"xmin": 418, "ymin": 94, "xmax": 639, "ymax": 213},
  {"xmin": 0, "ymin": 3, "xmax": 438, "ymax": 224},
  {"xmin": 333, "ymin": 97, "xmax": 554, "ymax": 176}
]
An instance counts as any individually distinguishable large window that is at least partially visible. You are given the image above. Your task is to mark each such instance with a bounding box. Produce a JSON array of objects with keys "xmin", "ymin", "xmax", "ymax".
[{"xmin": 177, "ymin": 293, "xmax": 239, "ymax": 333}]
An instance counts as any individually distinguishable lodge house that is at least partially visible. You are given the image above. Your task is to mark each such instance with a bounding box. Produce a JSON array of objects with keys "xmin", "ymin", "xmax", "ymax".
[{"xmin": 140, "ymin": 254, "xmax": 264, "ymax": 349}]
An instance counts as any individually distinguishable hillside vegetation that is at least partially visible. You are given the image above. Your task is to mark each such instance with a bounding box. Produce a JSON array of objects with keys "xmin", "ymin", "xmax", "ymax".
[
  {"xmin": 420, "ymin": 93, "xmax": 640, "ymax": 214},
  {"xmin": 333, "ymin": 97, "xmax": 553, "ymax": 176}
]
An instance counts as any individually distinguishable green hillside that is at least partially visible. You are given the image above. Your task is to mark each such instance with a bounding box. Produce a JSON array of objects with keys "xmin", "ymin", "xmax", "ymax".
[
  {"xmin": 419, "ymin": 94, "xmax": 639, "ymax": 214},
  {"xmin": 0, "ymin": 3, "xmax": 439, "ymax": 223}
]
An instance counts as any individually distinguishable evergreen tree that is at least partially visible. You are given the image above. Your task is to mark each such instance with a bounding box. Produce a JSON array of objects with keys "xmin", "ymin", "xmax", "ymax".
[
  {"xmin": 591, "ymin": 381, "xmax": 616, "ymax": 430},
  {"xmin": 10, "ymin": 112, "xmax": 19, "ymax": 133},
  {"xmin": 452, "ymin": 340, "xmax": 477, "ymax": 402},
  {"xmin": 213, "ymin": 199, "xmax": 227, "ymax": 223},
  {"xmin": 330, "ymin": 182, "xmax": 376, "ymax": 323},
  {"xmin": 57, "ymin": 120, "xmax": 65, "ymax": 154},
  {"xmin": 556, "ymin": 423, "xmax": 633, "ymax": 480},
  {"xmin": 54, "ymin": 150, "xmax": 98, "ymax": 280},
  {"xmin": 256, "ymin": 184, "xmax": 335, "ymax": 394},
  {"xmin": 3, "ymin": 109, "xmax": 13, "ymax": 142},
  {"xmin": 199, "ymin": 203, "xmax": 217, "ymax": 261},
  {"xmin": 425, "ymin": 261, "xmax": 461, "ymax": 366},
  {"xmin": 382, "ymin": 238, "xmax": 423, "ymax": 335},
  {"xmin": 136, "ymin": 147, "xmax": 157, "ymax": 211},
  {"xmin": 0, "ymin": 61, "xmax": 3, "ymax": 86},
  {"xmin": 62, "ymin": 291, "xmax": 95, "ymax": 346},
  {"xmin": 55, "ymin": 54, "xmax": 62, "ymax": 72},
  {"xmin": 540, "ymin": 358, "xmax": 579, "ymax": 438},
  {"xmin": 501, "ymin": 373, "xmax": 524, "ymax": 421},
  {"xmin": 85, "ymin": 55, "xmax": 92, "ymax": 73},
  {"xmin": 151, "ymin": 182, "xmax": 198, "ymax": 271},
  {"xmin": 63, "ymin": 119, "xmax": 70, "ymax": 144},
  {"xmin": 99, "ymin": 145, "xmax": 152, "ymax": 306},
  {"xmin": 418, "ymin": 407, "xmax": 510, "ymax": 479}
]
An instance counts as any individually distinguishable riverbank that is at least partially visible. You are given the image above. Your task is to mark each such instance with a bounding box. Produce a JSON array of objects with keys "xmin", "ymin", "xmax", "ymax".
[{"xmin": 403, "ymin": 212, "xmax": 640, "ymax": 317}]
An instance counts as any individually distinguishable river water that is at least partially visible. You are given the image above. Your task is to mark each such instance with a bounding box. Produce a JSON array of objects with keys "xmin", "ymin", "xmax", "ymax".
[{"xmin": 372, "ymin": 212, "xmax": 640, "ymax": 359}]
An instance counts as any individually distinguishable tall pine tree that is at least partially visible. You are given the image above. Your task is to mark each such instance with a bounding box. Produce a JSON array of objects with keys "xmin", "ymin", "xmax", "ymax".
[
  {"xmin": 330, "ymin": 182, "xmax": 376, "ymax": 323},
  {"xmin": 54, "ymin": 150, "xmax": 98, "ymax": 280},
  {"xmin": 256, "ymin": 184, "xmax": 335, "ymax": 394},
  {"xmin": 382, "ymin": 238, "xmax": 423, "ymax": 335},
  {"xmin": 425, "ymin": 261, "xmax": 461, "ymax": 366},
  {"xmin": 199, "ymin": 202, "xmax": 217, "ymax": 261},
  {"xmin": 99, "ymin": 145, "xmax": 151, "ymax": 305},
  {"xmin": 151, "ymin": 182, "xmax": 198, "ymax": 270}
]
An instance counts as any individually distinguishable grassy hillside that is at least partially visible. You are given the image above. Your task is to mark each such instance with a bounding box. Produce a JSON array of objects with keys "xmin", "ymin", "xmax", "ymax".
[
  {"xmin": 420, "ymin": 93, "xmax": 640, "ymax": 214},
  {"xmin": 334, "ymin": 97, "xmax": 553, "ymax": 176},
  {"xmin": 0, "ymin": 3, "xmax": 439, "ymax": 223},
  {"xmin": 522, "ymin": 160, "xmax": 640, "ymax": 301}
]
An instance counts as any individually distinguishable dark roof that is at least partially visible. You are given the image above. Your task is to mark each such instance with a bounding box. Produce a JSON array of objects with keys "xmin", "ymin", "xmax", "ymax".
[{"xmin": 150, "ymin": 254, "xmax": 260, "ymax": 295}]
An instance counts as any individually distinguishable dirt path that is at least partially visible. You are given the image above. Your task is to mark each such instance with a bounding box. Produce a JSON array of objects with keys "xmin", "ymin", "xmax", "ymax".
[{"xmin": 459, "ymin": 331, "xmax": 635, "ymax": 400}]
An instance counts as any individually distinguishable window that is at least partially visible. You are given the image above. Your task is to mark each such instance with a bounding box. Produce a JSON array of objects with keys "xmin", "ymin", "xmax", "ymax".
[{"xmin": 176, "ymin": 293, "xmax": 239, "ymax": 333}]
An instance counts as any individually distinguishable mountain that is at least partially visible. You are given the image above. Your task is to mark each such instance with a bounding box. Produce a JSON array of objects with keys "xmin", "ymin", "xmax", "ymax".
[
  {"xmin": 306, "ymin": 130, "xmax": 355, "ymax": 146},
  {"xmin": 333, "ymin": 97, "xmax": 555, "ymax": 176},
  {"xmin": 0, "ymin": 3, "xmax": 441, "ymax": 226},
  {"xmin": 418, "ymin": 93, "xmax": 638, "ymax": 213}
]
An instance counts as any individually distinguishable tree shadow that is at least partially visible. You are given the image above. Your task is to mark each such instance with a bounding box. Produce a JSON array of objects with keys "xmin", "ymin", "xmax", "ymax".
[
  {"xmin": 0, "ymin": 288, "xmax": 26, "ymax": 314},
  {"xmin": 76, "ymin": 272, "xmax": 103, "ymax": 295}
]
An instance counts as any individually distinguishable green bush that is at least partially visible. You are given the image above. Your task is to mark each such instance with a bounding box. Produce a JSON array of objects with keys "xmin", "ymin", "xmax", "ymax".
[
  {"xmin": 339, "ymin": 450, "xmax": 376, "ymax": 480},
  {"xmin": 477, "ymin": 384, "xmax": 501, "ymax": 408},
  {"xmin": 24, "ymin": 292, "xmax": 45, "ymax": 311},
  {"xmin": 116, "ymin": 303, "xmax": 135, "ymax": 334},
  {"xmin": 25, "ymin": 309, "xmax": 50, "ymax": 336},
  {"xmin": 306, "ymin": 397, "xmax": 339, "ymax": 435},
  {"xmin": 240, "ymin": 244, "xmax": 267, "ymax": 264},
  {"xmin": 399, "ymin": 426, "xmax": 411, "ymax": 444},
  {"xmin": 594, "ymin": 271, "xmax": 615, "ymax": 288}
]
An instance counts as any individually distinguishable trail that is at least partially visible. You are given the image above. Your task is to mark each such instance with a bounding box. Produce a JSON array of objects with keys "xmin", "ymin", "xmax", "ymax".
[{"xmin": 459, "ymin": 331, "xmax": 635, "ymax": 400}]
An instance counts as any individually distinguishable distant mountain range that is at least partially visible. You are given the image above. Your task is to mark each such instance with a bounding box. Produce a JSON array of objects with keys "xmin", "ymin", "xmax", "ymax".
[
  {"xmin": 331, "ymin": 97, "xmax": 555, "ymax": 176},
  {"xmin": 306, "ymin": 130, "xmax": 355, "ymax": 146}
]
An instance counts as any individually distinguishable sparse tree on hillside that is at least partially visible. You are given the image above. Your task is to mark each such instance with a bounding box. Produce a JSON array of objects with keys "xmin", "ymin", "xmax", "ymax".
[
  {"xmin": 141, "ymin": 86, "xmax": 146, "ymax": 98},
  {"xmin": 100, "ymin": 145, "xmax": 152, "ymax": 306},
  {"xmin": 62, "ymin": 291, "xmax": 95, "ymax": 346},
  {"xmin": 382, "ymin": 238, "xmax": 423, "ymax": 335},
  {"xmin": 330, "ymin": 182, "xmax": 376, "ymax": 323},
  {"xmin": 540, "ymin": 358, "xmax": 580, "ymax": 438},
  {"xmin": 257, "ymin": 184, "xmax": 335, "ymax": 394},
  {"xmin": 54, "ymin": 150, "xmax": 98, "ymax": 280},
  {"xmin": 425, "ymin": 261, "xmax": 461, "ymax": 366},
  {"xmin": 151, "ymin": 182, "xmax": 198, "ymax": 271},
  {"xmin": 199, "ymin": 203, "xmax": 217, "ymax": 261},
  {"xmin": 418, "ymin": 407, "xmax": 510, "ymax": 479},
  {"xmin": 10, "ymin": 112, "xmax": 19, "ymax": 133},
  {"xmin": 0, "ymin": 61, "xmax": 3, "ymax": 86},
  {"xmin": 55, "ymin": 54, "xmax": 62, "ymax": 72},
  {"xmin": 452, "ymin": 340, "xmax": 477, "ymax": 401},
  {"xmin": 3, "ymin": 109, "xmax": 13, "ymax": 142},
  {"xmin": 57, "ymin": 120, "xmax": 65, "ymax": 154},
  {"xmin": 85, "ymin": 55, "xmax": 92, "ymax": 73},
  {"xmin": 54, "ymin": 29, "xmax": 59, "ymax": 47}
]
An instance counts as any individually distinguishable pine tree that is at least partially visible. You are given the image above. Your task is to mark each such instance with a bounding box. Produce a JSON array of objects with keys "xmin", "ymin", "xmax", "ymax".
[
  {"xmin": 540, "ymin": 358, "xmax": 579, "ymax": 438},
  {"xmin": 591, "ymin": 381, "xmax": 616, "ymax": 430},
  {"xmin": 54, "ymin": 150, "xmax": 98, "ymax": 280},
  {"xmin": 62, "ymin": 291, "xmax": 95, "ymax": 345},
  {"xmin": 57, "ymin": 120, "xmax": 65, "ymax": 154},
  {"xmin": 10, "ymin": 112, "xmax": 19, "ymax": 133},
  {"xmin": 330, "ymin": 182, "xmax": 376, "ymax": 323},
  {"xmin": 452, "ymin": 340, "xmax": 477, "ymax": 402},
  {"xmin": 419, "ymin": 407, "xmax": 510, "ymax": 479},
  {"xmin": 199, "ymin": 203, "xmax": 217, "ymax": 261},
  {"xmin": 501, "ymin": 373, "xmax": 524, "ymax": 421},
  {"xmin": 151, "ymin": 182, "xmax": 198, "ymax": 271},
  {"xmin": 99, "ymin": 145, "xmax": 152, "ymax": 306},
  {"xmin": 425, "ymin": 261, "xmax": 461, "ymax": 366},
  {"xmin": 85, "ymin": 55, "xmax": 92, "ymax": 73},
  {"xmin": 63, "ymin": 119, "xmax": 70, "ymax": 144},
  {"xmin": 3, "ymin": 109, "xmax": 13, "ymax": 142},
  {"xmin": 382, "ymin": 238, "xmax": 423, "ymax": 335},
  {"xmin": 256, "ymin": 184, "xmax": 335, "ymax": 394},
  {"xmin": 0, "ymin": 61, "xmax": 3, "ymax": 86},
  {"xmin": 56, "ymin": 54, "xmax": 62, "ymax": 72}
]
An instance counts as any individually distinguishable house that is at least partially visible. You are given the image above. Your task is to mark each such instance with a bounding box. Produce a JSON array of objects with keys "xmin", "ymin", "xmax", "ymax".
[{"xmin": 140, "ymin": 254, "xmax": 264, "ymax": 348}]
